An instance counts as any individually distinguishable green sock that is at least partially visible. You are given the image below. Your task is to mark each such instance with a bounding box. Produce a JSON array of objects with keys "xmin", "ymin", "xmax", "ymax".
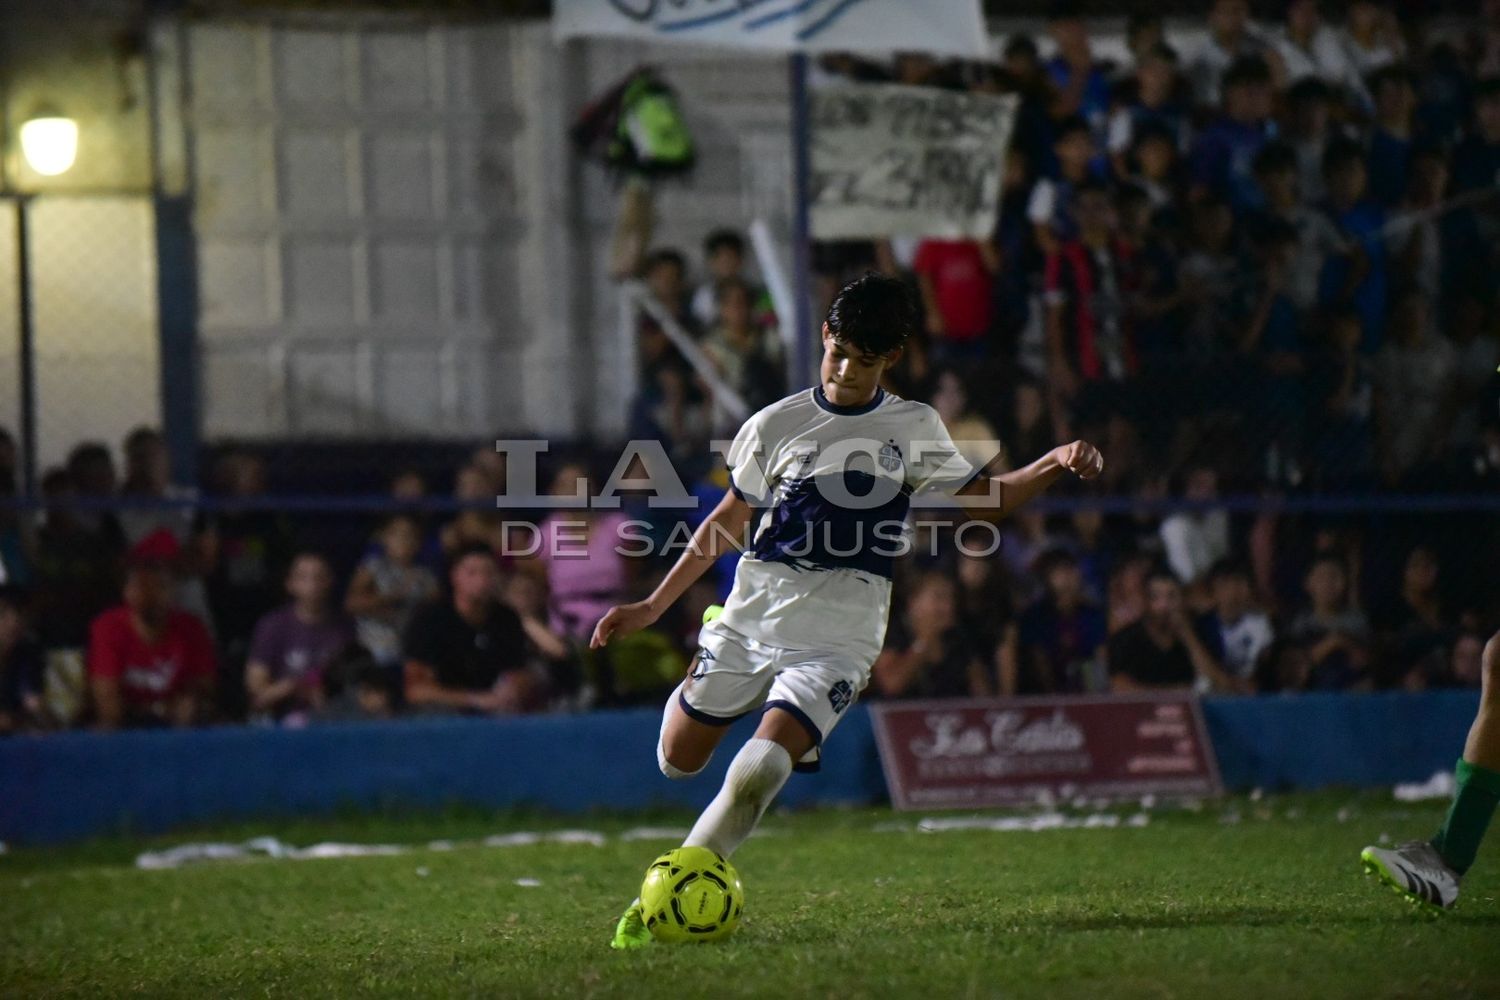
[{"xmin": 1430, "ymin": 759, "xmax": 1500, "ymax": 875}]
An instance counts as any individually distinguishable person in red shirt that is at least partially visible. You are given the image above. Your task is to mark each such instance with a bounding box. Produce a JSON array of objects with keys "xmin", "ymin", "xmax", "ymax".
[
  {"xmin": 88, "ymin": 559, "xmax": 216, "ymax": 730},
  {"xmin": 912, "ymin": 238, "xmax": 998, "ymax": 365}
]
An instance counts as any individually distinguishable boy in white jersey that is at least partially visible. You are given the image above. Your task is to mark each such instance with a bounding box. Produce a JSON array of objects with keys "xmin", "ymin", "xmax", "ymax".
[{"xmin": 593, "ymin": 274, "xmax": 1103, "ymax": 947}]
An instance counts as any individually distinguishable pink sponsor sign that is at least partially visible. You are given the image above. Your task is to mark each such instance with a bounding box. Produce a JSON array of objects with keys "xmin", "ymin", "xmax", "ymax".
[{"xmin": 870, "ymin": 695, "xmax": 1223, "ymax": 810}]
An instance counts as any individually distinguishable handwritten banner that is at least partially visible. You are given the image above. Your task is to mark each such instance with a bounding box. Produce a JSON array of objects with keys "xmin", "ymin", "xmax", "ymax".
[
  {"xmin": 870, "ymin": 695, "xmax": 1223, "ymax": 810},
  {"xmin": 810, "ymin": 83, "xmax": 1016, "ymax": 240},
  {"xmin": 553, "ymin": 0, "xmax": 988, "ymax": 58}
]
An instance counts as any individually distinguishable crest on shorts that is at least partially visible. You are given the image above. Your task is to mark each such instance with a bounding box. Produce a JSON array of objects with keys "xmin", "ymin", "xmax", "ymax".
[
  {"xmin": 878, "ymin": 439, "xmax": 903, "ymax": 473},
  {"xmin": 828, "ymin": 679, "xmax": 854, "ymax": 715}
]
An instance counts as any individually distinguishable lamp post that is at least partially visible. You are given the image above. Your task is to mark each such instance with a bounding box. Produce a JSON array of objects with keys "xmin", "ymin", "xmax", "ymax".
[{"xmin": 8, "ymin": 111, "xmax": 77, "ymax": 495}]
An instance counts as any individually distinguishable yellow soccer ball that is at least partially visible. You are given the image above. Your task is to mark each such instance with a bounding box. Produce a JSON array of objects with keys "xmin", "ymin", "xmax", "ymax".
[{"xmin": 639, "ymin": 846, "xmax": 744, "ymax": 943}]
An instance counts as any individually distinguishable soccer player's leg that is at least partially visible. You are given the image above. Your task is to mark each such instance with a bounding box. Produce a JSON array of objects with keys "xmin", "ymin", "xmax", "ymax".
[
  {"xmin": 613, "ymin": 627, "xmax": 770, "ymax": 949},
  {"xmin": 1362, "ymin": 629, "xmax": 1500, "ymax": 910},
  {"xmin": 683, "ymin": 656, "xmax": 863, "ymax": 858}
]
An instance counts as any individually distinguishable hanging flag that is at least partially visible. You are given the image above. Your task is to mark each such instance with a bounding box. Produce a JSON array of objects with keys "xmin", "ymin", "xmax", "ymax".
[{"xmin": 553, "ymin": 0, "xmax": 989, "ymax": 58}]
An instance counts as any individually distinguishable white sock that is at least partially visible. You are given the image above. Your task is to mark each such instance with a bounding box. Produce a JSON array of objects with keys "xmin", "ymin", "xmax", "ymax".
[{"xmin": 683, "ymin": 738, "xmax": 792, "ymax": 858}]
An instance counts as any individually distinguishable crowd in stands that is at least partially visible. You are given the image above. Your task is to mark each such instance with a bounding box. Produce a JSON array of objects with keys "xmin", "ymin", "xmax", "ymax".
[{"xmin": 3, "ymin": 3, "xmax": 1500, "ymax": 734}]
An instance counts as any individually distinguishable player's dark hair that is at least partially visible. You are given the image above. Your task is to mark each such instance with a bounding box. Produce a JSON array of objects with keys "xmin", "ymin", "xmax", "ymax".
[
  {"xmin": 825, "ymin": 273, "xmax": 915, "ymax": 357},
  {"xmin": 703, "ymin": 229, "xmax": 745, "ymax": 257}
]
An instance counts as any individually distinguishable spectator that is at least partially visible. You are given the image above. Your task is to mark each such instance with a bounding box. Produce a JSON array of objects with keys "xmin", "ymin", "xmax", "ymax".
[
  {"xmin": 1123, "ymin": 121, "xmax": 1185, "ymax": 211},
  {"xmin": 1108, "ymin": 567, "xmax": 1242, "ymax": 692},
  {"xmin": 931, "ymin": 369, "xmax": 1003, "ymax": 473},
  {"xmin": 1271, "ymin": 0, "xmax": 1362, "ymax": 102},
  {"xmin": 1045, "ymin": 3, "xmax": 1112, "ymax": 138},
  {"xmin": 913, "ymin": 237, "xmax": 998, "ymax": 364},
  {"xmin": 1177, "ymin": 196, "xmax": 1246, "ymax": 379},
  {"xmin": 346, "ymin": 513, "xmax": 440, "ymax": 669},
  {"xmin": 1242, "ymin": 216, "xmax": 1308, "ymax": 474},
  {"xmin": 1108, "ymin": 550, "xmax": 1152, "ymax": 634},
  {"xmin": 1123, "ymin": 12, "xmax": 1166, "ymax": 71},
  {"xmin": 1190, "ymin": 55, "xmax": 1276, "ymax": 212},
  {"xmin": 118, "ymin": 427, "xmax": 213, "ymax": 633},
  {"xmin": 402, "ymin": 544, "xmax": 544, "ymax": 714},
  {"xmin": 691, "ymin": 229, "xmax": 763, "ymax": 331},
  {"xmin": 1319, "ymin": 137, "xmax": 1390, "ymax": 354},
  {"xmin": 1380, "ymin": 544, "xmax": 1451, "ymax": 684},
  {"xmin": 1066, "ymin": 505, "xmax": 1113, "ymax": 601},
  {"xmin": 440, "ymin": 463, "xmax": 507, "ymax": 557},
  {"xmin": 1018, "ymin": 549, "xmax": 1108, "ymax": 694},
  {"xmin": 0, "ymin": 587, "xmax": 48, "ymax": 733},
  {"xmin": 702, "ymin": 276, "xmax": 786, "ymax": 420},
  {"xmin": 1253, "ymin": 141, "xmax": 1346, "ymax": 312},
  {"xmin": 315, "ymin": 642, "xmax": 394, "ymax": 722},
  {"xmin": 502, "ymin": 571, "xmax": 575, "ymax": 686},
  {"xmin": 632, "ymin": 249, "xmax": 711, "ymax": 456},
  {"xmin": 201, "ymin": 450, "xmax": 293, "ymax": 666},
  {"xmin": 1108, "ymin": 43, "xmax": 1188, "ymax": 178},
  {"xmin": 1366, "ymin": 65, "xmax": 1420, "ymax": 208},
  {"xmin": 1198, "ymin": 559, "xmax": 1275, "ymax": 686},
  {"xmin": 1308, "ymin": 306, "xmax": 1377, "ymax": 489},
  {"xmin": 1028, "ymin": 115, "xmax": 1099, "ymax": 247},
  {"xmin": 87, "ymin": 560, "xmax": 215, "ymax": 729},
  {"xmin": 1159, "ymin": 465, "xmax": 1231, "ymax": 596},
  {"xmin": 1283, "ymin": 77, "xmax": 1335, "ymax": 207},
  {"xmin": 1286, "ymin": 553, "xmax": 1372, "ymax": 690},
  {"xmin": 1000, "ymin": 378, "xmax": 1053, "ymax": 474},
  {"xmin": 952, "ymin": 551, "xmax": 1018, "ymax": 692},
  {"xmin": 1187, "ymin": 0, "xmax": 1272, "ymax": 107},
  {"xmin": 534, "ymin": 462, "xmax": 632, "ymax": 643},
  {"xmin": 1043, "ymin": 180, "xmax": 1137, "ymax": 444},
  {"xmin": 30, "ymin": 466, "xmax": 126, "ymax": 650},
  {"xmin": 1451, "ymin": 78, "xmax": 1500, "ymax": 196},
  {"xmin": 1373, "ymin": 290, "xmax": 1456, "ymax": 485},
  {"xmin": 244, "ymin": 552, "xmax": 357, "ymax": 723},
  {"xmin": 873, "ymin": 572, "xmax": 987, "ymax": 699},
  {"xmin": 1335, "ymin": 0, "xmax": 1405, "ymax": 82},
  {"xmin": 1254, "ymin": 637, "xmax": 1314, "ymax": 693}
]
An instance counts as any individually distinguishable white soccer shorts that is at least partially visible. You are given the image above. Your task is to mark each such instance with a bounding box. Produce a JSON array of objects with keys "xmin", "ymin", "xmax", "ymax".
[{"xmin": 675, "ymin": 617, "xmax": 870, "ymax": 773}]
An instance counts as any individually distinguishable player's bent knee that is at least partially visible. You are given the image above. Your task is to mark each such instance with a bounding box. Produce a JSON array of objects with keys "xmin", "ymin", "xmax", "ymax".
[{"xmin": 658, "ymin": 739, "xmax": 708, "ymax": 779}]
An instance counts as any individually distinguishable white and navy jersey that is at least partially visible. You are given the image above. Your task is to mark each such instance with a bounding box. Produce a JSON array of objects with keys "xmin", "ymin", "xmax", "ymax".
[{"xmin": 719, "ymin": 386, "xmax": 978, "ymax": 663}]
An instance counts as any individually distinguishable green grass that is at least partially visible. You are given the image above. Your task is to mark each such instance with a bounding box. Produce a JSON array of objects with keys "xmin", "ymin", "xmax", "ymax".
[{"xmin": 3, "ymin": 793, "xmax": 1498, "ymax": 998}]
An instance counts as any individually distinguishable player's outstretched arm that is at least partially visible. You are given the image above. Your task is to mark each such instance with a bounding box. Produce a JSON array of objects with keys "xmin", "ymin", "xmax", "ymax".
[
  {"xmin": 954, "ymin": 440, "xmax": 1103, "ymax": 522},
  {"xmin": 589, "ymin": 489, "xmax": 754, "ymax": 649}
]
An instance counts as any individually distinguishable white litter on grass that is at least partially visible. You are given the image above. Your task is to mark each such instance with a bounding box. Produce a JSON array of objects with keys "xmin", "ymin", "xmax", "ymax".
[
  {"xmin": 619, "ymin": 826, "xmax": 691, "ymax": 842},
  {"xmin": 0, "ymin": 841, "xmax": 8, "ymax": 855},
  {"xmin": 139, "ymin": 827, "xmax": 614, "ymax": 870},
  {"xmin": 912, "ymin": 812, "xmax": 1146, "ymax": 834},
  {"xmin": 415, "ymin": 867, "xmax": 430, "ymax": 878},
  {"xmin": 515, "ymin": 878, "xmax": 542, "ymax": 887},
  {"xmin": 1394, "ymin": 770, "xmax": 1456, "ymax": 802},
  {"xmin": 136, "ymin": 838, "xmax": 407, "ymax": 870}
]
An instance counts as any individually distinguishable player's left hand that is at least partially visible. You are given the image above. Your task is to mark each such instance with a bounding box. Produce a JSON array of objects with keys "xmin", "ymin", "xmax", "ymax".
[{"xmin": 1055, "ymin": 440, "xmax": 1104, "ymax": 480}]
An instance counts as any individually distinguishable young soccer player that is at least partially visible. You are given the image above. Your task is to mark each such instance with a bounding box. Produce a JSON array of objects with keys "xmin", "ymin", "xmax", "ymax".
[
  {"xmin": 1361, "ymin": 630, "xmax": 1500, "ymax": 909},
  {"xmin": 591, "ymin": 274, "xmax": 1103, "ymax": 947}
]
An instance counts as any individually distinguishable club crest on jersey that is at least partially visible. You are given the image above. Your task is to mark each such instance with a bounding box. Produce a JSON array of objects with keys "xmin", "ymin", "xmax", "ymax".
[{"xmin": 878, "ymin": 440, "xmax": 904, "ymax": 473}]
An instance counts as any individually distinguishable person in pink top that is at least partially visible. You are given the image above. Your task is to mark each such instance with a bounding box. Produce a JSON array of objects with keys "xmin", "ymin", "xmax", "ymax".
[{"xmin": 535, "ymin": 462, "xmax": 631, "ymax": 642}]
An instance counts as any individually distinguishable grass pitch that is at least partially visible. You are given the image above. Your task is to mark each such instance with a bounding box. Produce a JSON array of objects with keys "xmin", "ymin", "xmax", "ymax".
[{"xmin": 3, "ymin": 793, "xmax": 1498, "ymax": 999}]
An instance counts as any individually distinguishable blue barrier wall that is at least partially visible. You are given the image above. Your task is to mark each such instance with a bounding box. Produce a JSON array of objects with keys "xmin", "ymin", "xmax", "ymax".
[{"xmin": 0, "ymin": 691, "xmax": 1478, "ymax": 845}]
